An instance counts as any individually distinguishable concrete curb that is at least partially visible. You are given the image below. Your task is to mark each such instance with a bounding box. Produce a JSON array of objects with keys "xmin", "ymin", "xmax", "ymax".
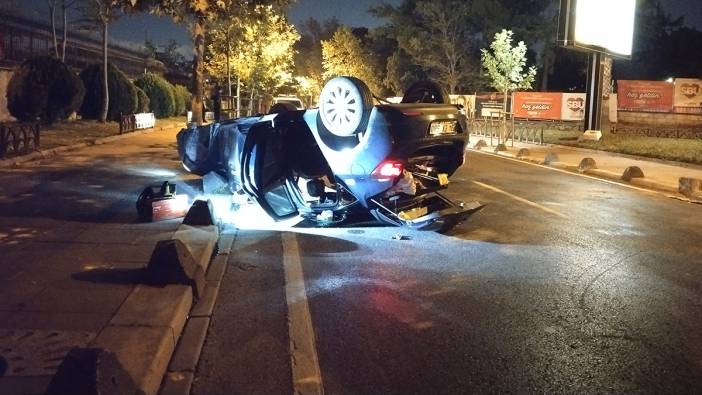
[
  {"xmin": 0, "ymin": 124, "xmax": 179, "ymax": 168},
  {"xmin": 74, "ymin": 200, "xmax": 221, "ymax": 395},
  {"xmin": 486, "ymin": 137, "xmax": 702, "ymax": 171},
  {"xmin": 160, "ymin": 233, "xmax": 235, "ymax": 395},
  {"xmin": 469, "ymin": 147, "xmax": 684, "ymax": 197}
]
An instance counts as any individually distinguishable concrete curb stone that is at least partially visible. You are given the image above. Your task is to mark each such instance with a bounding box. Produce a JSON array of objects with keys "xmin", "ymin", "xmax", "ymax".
[
  {"xmin": 508, "ymin": 139, "xmax": 702, "ymax": 171},
  {"xmin": 74, "ymin": 201, "xmax": 219, "ymax": 395},
  {"xmin": 157, "ymin": 233, "xmax": 235, "ymax": 395},
  {"xmin": 622, "ymin": 166, "xmax": 645, "ymax": 182},
  {"xmin": 469, "ymin": 147, "xmax": 683, "ymax": 197}
]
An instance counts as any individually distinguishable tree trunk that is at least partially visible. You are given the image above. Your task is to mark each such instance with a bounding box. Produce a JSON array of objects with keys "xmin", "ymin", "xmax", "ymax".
[
  {"xmin": 540, "ymin": 60, "xmax": 550, "ymax": 92},
  {"xmin": 226, "ymin": 39, "xmax": 232, "ymax": 97},
  {"xmin": 49, "ymin": 2, "xmax": 59, "ymax": 58},
  {"xmin": 248, "ymin": 86, "xmax": 255, "ymax": 116},
  {"xmin": 190, "ymin": 16, "xmax": 205, "ymax": 125},
  {"xmin": 236, "ymin": 75, "xmax": 241, "ymax": 118},
  {"xmin": 61, "ymin": 2, "xmax": 68, "ymax": 61},
  {"xmin": 99, "ymin": 21, "xmax": 109, "ymax": 123}
]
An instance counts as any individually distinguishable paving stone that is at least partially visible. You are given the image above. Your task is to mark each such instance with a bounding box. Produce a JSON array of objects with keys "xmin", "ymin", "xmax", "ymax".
[
  {"xmin": 23, "ymin": 286, "xmax": 132, "ymax": 314},
  {"xmin": 0, "ymin": 375, "xmax": 53, "ymax": 395},
  {"xmin": 0, "ymin": 312, "xmax": 111, "ymax": 332},
  {"xmin": 168, "ymin": 317, "xmax": 210, "ymax": 372}
]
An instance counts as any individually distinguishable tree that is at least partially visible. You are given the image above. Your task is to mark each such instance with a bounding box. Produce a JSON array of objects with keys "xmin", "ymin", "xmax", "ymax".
[
  {"xmin": 470, "ymin": 0, "xmax": 557, "ymax": 90},
  {"xmin": 138, "ymin": 0, "xmax": 289, "ymax": 124},
  {"xmin": 206, "ymin": 4, "xmax": 299, "ymax": 115},
  {"xmin": 48, "ymin": 0, "xmax": 60, "ymax": 58},
  {"xmin": 61, "ymin": 0, "xmax": 78, "ymax": 61},
  {"xmin": 79, "ymin": 0, "xmax": 125, "ymax": 122},
  {"xmin": 293, "ymin": 18, "xmax": 340, "ymax": 105},
  {"xmin": 481, "ymin": 29, "xmax": 536, "ymax": 139},
  {"xmin": 321, "ymin": 26, "xmax": 383, "ymax": 94},
  {"xmin": 372, "ymin": 0, "xmax": 476, "ymax": 93}
]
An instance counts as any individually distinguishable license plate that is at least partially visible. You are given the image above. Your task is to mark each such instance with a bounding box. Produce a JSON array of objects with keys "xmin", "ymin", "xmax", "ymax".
[
  {"xmin": 438, "ymin": 173, "xmax": 449, "ymax": 186},
  {"xmin": 429, "ymin": 121, "xmax": 458, "ymax": 136}
]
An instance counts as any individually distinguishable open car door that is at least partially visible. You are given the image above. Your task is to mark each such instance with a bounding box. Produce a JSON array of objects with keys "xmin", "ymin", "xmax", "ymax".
[{"xmin": 240, "ymin": 120, "xmax": 300, "ymax": 220}]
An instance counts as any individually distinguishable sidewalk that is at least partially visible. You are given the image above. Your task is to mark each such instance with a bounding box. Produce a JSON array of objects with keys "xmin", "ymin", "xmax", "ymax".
[
  {"xmin": 0, "ymin": 124, "xmax": 218, "ymax": 395},
  {"xmin": 0, "ymin": 117, "xmax": 185, "ymax": 168},
  {"xmin": 469, "ymin": 136, "xmax": 702, "ymax": 201}
]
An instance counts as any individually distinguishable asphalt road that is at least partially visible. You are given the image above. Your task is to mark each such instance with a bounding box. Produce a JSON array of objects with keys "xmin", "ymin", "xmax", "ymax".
[{"xmin": 193, "ymin": 151, "xmax": 702, "ymax": 394}]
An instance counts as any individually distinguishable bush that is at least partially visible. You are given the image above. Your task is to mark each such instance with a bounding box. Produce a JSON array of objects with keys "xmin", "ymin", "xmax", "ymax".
[
  {"xmin": 135, "ymin": 73, "xmax": 175, "ymax": 118},
  {"xmin": 172, "ymin": 84, "xmax": 191, "ymax": 115},
  {"xmin": 79, "ymin": 63, "xmax": 138, "ymax": 121},
  {"xmin": 135, "ymin": 86, "xmax": 150, "ymax": 113},
  {"xmin": 6, "ymin": 56, "xmax": 84, "ymax": 123},
  {"xmin": 171, "ymin": 84, "xmax": 185, "ymax": 116}
]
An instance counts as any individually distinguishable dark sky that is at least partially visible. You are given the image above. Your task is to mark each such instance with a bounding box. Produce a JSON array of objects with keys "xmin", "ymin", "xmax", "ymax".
[{"xmin": 9, "ymin": 0, "xmax": 702, "ymax": 56}]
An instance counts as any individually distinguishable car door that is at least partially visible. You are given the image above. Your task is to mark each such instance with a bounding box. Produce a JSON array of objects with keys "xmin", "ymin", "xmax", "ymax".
[{"xmin": 240, "ymin": 120, "xmax": 299, "ymax": 220}]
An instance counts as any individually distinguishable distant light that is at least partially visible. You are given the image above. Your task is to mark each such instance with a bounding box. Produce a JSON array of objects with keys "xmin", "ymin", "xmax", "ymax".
[{"xmin": 666, "ymin": 77, "xmax": 674, "ymax": 83}]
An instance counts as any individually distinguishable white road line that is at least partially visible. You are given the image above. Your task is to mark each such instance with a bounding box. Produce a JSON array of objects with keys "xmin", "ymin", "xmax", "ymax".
[
  {"xmin": 282, "ymin": 232, "xmax": 324, "ymax": 395},
  {"xmin": 472, "ymin": 180, "xmax": 569, "ymax": 219}
]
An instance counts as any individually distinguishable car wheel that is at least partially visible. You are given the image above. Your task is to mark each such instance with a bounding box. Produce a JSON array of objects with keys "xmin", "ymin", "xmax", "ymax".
[
  {"xmin": 269, "ymin": 102, "xmax": 298, "ymax": 114},
  {"xmin": 318, "ymin": 76, "xmax": 373, "ymax": 137},
  {"xmin": 401, "ymin": 80, "xmax": 450, "ymax": 104}
]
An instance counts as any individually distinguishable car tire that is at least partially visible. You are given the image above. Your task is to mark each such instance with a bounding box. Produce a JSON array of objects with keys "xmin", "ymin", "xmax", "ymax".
[
  {"xmin": 269, "ymin": 102, "xmax": 298, "ymax": 114},
  {"xmin": 401, "ymin": 80, "xmax": 450, "ymax": 104},
  {"xmin": 318, "ymin": 76, "xmax": 373, "ymax": 137}
]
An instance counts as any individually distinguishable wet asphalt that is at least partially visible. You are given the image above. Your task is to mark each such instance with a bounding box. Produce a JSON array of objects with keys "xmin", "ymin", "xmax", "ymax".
[{"xmin": 193, "ymin": 151, "xmax": 702, "ymax": 394}]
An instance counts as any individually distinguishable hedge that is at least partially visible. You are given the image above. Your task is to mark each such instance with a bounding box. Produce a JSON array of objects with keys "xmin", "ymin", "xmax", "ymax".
[
  {"xmin": 6, "ymin": 56, "xmax": 84, "ymax": 123},
  {"xmin": 79, "ymin": 63, "xmax": 138, "ymax": 121},
  {"xmin": 135, "ymin": 86, "xmax": 150, "ymax": 113},
  {"xmin": 172, "ymin": 85, "xmax": 184, "ymax": 116},
  {"xmin": 135, "ymin": 73, "xmax": 175, "ymax": 118}
]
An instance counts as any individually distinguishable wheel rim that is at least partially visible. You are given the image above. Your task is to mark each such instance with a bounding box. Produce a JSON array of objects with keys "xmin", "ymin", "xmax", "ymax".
[{"xmin": 319, "ymin": 77, "xmax": 365, "ymax": 136}]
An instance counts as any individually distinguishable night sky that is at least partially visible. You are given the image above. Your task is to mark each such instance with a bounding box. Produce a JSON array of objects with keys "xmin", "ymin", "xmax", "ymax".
[{"xmin": 9, "ymin": 0, "xmax": 702, "ymax": 56}]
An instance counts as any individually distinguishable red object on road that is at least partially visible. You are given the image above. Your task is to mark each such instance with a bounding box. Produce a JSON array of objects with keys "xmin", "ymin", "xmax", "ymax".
[
  {"xmin": 150, "ymin": 194, "xmax": 189, "ymax": 221},
  {"xmin": 137, "ymin": 182, "xmax": 190, "ymax": 222}
]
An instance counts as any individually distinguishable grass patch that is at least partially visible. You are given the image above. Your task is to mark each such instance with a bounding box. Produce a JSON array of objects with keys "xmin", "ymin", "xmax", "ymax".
[{"xmin": 541, "ymin": 128, "xmax": 702, "ymax": 165}]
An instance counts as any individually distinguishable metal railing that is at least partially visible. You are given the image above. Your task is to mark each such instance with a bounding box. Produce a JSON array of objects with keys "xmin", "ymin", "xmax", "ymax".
[
  {"xmin": 0, "ymin": 121, "xmax": 40, "ymax": 159},
  {"xmin": 469, "ymin": 116, "xmax": 584, "ymax": 146},
  {"xmin": 119, "ymin": 113, "xmax": 136, "ymax": 134}
]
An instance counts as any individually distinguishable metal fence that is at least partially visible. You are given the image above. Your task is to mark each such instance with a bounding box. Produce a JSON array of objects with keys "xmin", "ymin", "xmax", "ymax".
[
  {"xmin": 0, "ymin": 121, "xmax": 40, "ymax": 159},
  {"xmin": 469, "ymin": 116, "xmax": 583, "ymax": 146}
]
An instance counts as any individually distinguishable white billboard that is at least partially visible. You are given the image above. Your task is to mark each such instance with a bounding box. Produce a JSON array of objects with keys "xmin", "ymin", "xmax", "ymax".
[{"xmin": 559, "ymin": 0, "xmax": 637, "ymax": 58}]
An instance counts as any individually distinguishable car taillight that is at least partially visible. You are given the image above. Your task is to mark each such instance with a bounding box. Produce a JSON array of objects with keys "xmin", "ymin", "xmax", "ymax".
[{"xmin": 371, "ymin": 160, "xmax": 404, "ymax": 179}]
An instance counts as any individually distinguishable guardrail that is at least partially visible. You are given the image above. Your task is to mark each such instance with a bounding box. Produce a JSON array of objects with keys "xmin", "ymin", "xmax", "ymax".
[
  {"xmin": 120, "ymin": 113, "xmax": 156, "ymax": 134},
  {"xmin": 469, "ymin": 117, "xmax": 583, "ymax": 146},
  {"xmin": 0, "ymin": 121, "xmax": 40, "ymax": 159}
]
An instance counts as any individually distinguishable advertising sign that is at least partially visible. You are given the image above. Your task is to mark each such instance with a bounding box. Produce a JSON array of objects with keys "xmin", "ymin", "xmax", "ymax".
[
  {"xmin": 512, "ymin": 92, "xmax": 563, "ymax": 120},
  {"xmin": 617, "ymin": 80, "xmax": 674, "ymax": 113},
  {"xmin": 449, "ymin": 95, "xmax": 476, "ymax": 118},
  {"xmin": 475, "ymin": 92, "xmax": 510, "ymax": 118},
  {"xmin": 561, "ymin": 93, "xmax": 586, "ymax": 121},
  {"xmin": 558, "ymin": 0, "xmax": 636, "ymax": 58},
  {"xmin": 674, "ymin": 78, "xmax": 702, "ymax": 113}
]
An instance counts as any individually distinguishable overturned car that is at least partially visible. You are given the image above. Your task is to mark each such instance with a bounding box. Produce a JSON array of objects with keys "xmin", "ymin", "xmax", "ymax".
[{"xmin": 177, "ymin": 77, "xmax": 481, "ymax": 232}]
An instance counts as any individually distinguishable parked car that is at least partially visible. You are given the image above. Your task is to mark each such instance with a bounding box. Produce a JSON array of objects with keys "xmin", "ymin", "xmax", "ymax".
[
  {"xmin": 270, "ymin": 96, "xmax": 305, "ymax": 112},
  {"xmin": 177, "ymin": 77, "xmax": 481, "ymax": 232}
]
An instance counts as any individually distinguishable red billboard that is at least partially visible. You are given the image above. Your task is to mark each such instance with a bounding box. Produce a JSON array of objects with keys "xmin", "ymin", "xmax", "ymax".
[
  {"xmin": 512, "ymin": 92, "xmax": 563, "ymax": 120},
  {"xmin": 617, "ymin": 80, "xmax": 674, "ymax": 112}
]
